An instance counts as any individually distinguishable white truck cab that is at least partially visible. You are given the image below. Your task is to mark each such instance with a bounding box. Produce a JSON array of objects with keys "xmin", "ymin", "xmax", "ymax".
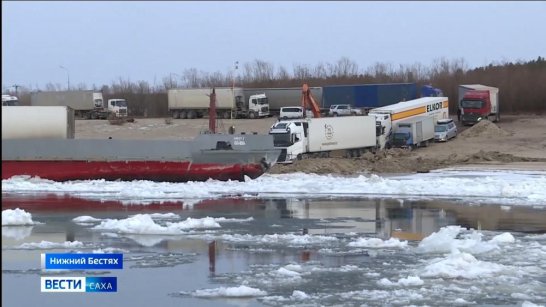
[
  {"xmin": 247, "ymin": 93, "xmax": 269, "ymax": 118},
  {"xmin": 269, "ymin": 120, "xmax": 306, "ymax": 162},
  {"xmin": 2, "ymin": 94, "xmax": 19, "ymax": 106},
  {"xmin": 368, "ymin": 112, "xmax": 392, "ymax": 150},
  {"xmin": 107, "ymin": 99, "xmax": 128, "ymax": 117}
]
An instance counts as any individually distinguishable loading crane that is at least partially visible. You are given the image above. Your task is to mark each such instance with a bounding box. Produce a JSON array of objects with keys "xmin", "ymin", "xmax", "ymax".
[{"xmin": 301, "ymin": 84, "xmax": 321, "ymax": 118}]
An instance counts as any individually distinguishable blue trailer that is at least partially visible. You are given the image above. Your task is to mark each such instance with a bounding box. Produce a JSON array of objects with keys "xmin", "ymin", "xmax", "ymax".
[
  {"xmin": 322, "ymin": 83, "xmax": 417, "ymax": 111},
  {"xmin": 421, "ymin": 85, "xmax": 444, "ymax": 97}
]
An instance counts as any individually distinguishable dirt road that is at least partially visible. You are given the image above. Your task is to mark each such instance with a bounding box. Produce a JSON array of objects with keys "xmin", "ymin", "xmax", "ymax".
[{"xmin": 75, "ymin": 115, "xmax": 546, "ymax": 174}]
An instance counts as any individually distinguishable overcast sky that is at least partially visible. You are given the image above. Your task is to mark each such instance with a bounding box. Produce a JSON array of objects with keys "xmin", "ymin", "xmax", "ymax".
[{"xmin": 2, "ymin": 1, "xmax": 545, "ymax": 90}]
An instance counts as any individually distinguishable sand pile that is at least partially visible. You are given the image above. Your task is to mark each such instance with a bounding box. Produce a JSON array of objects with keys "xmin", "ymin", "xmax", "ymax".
[{"xmin": 459, "ymin": 120, "xmax": 511, "ymax": 138}]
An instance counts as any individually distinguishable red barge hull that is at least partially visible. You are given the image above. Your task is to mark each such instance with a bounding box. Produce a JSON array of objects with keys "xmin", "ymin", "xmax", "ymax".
[{"xmin": 2, "ymin": 135, "xmax": 280, "ymax": 182}]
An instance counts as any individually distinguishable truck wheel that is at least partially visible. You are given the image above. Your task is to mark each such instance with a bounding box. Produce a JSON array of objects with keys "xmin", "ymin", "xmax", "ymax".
[
  {"xmin": 223, "ymin": 111, "xmax": 231, "ymax": 119},
  {"xmin": 249, "ymin": 112, "xmax": 256, "ymax": 119},
  {"xmin": 333, "ymin": 113, "xmax": 338, "ymax": 117},
  {"xmin": 495, "ymin": 113, "xmax": 500, "ymax": 122},
  {"xmin": 296, "ymin": 154, "xmax": 302, "ymax": 160},
  {"xmin": 172, "ymin": 111, "xmax": 180, "ymax": 119},
  {"xmin": 187, "ymin": 110, "xmax": 196, "ymax": 119},
  {"xmin": 179, "ymin": 111, "xmax": 187, "ymax": 119}
]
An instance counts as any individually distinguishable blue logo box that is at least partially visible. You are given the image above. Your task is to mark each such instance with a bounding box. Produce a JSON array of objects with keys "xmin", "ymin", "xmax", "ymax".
[
  {"xmin": 42, "ymin": 253, "xmax": 123, "ymax": 270},
  {"xmin": 41, "ymin": 276, "xmax": 117, "ymax": 293}
]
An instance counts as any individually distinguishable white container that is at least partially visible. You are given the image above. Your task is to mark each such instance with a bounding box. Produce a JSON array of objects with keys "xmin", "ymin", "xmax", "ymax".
[
  {"xmin": 2, "ymin": 106, "xmax": 75, "ymax": 139},
  {"xmin": 307, "ymin": 116, "xmax": 376, "ymax": 152}
]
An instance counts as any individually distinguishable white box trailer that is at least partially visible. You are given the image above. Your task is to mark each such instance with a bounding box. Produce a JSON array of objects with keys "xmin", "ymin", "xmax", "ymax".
[
  {"xmin": 307, "ymin": 116, "xmax": 376, "ymax": 152},
  {"xmin": 168, "ymin": 87, "xmax": 270, "ymax": 119},
  {"xmin": 2, "ymin": 106, "xmax": 75, "ymax": 139},
  {"xmin": 369, "ymin": 96, "xmax": 449, "ymax": 125}
]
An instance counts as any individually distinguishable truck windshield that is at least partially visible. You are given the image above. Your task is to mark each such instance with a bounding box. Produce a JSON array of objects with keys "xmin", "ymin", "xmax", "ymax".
[
  {"xmin": 113, "ymin": 100, "xmax": 127, "ymax": 107},
  {"xmin": 271, "ymin": 133, "xmax": 292, "ymax": 147},
  {"xmin": 393, "ymin": 132, "xmax": 409, "ymax": 141},
  {"xmin": 461, "ymin": 100, "xmax": 483, "ymax": 109},
  {"xmin": 435, "ymin": 126, "xmax": 447, "ymax": 132},
  {"xmin": 257, "ymin": 97, "xmax": 268, "ymax": 105}
]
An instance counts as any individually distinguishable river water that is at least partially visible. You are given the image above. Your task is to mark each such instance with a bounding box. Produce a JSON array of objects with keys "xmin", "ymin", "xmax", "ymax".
[{"xmin": 2, "ymin": 170, "xmax": 546, "ymax": 306}]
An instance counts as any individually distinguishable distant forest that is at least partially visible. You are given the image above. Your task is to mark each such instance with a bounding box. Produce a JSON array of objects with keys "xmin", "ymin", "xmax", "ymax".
[{"xmin": 7, "ymin": 56, "xmax": 546, "ymax": 117}]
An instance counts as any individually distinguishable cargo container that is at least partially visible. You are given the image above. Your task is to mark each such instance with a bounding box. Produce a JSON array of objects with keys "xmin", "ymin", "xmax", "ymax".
[
  {"xmin": 168, "ymin": 87, "xmax": 269, "ymax": 119},
  {"xmin": 2, "ymin": 106, "xmax": 75, "ymax": 139},
  {"xmin": 458, "ymin": 84, "xmax": 499, "ymax": 125},
  {"xmin": 243, "ymin": 87, "xmax": 323, "ymax": 114},
  {"xmin": 269, "ymin": 116, "xmax": 377, "ymax": 163},
  {"xmin": 322, "ymin": 83, "xmax": 417, "ymax": 111}
]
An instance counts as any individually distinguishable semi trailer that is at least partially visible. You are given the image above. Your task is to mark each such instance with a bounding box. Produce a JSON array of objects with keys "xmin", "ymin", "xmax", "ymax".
[
  {"xmin": 269, "ymin": 116, "xmax": 377, "ymax": 163},
  {"xmin": 30, "ymin": 90, "xmax": 127, "ymax": 119},
  {"xmin": 168, "ymin": 87, "xmax": 270, "ymax": 119}
]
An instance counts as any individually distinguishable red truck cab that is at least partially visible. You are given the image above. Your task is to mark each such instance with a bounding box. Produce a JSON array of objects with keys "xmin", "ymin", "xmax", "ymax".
[{"xmin": 460, "ymin": 89, "xmax": 499, "ymax": 125}]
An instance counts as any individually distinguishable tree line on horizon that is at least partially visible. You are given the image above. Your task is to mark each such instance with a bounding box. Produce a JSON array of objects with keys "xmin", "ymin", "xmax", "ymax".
[{"xmin": 5, "ymin": 56, "xmax": 545, "ymax": 116}]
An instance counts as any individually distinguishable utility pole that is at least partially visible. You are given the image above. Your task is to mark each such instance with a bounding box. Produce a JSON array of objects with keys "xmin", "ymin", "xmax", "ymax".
[
  {"xmin": 12, "ymin": 84, "xmax": 20, "ymax": 97},
  {"xmin": 231, "ymin": 61, "xmax": 238, "ymax": 120}
]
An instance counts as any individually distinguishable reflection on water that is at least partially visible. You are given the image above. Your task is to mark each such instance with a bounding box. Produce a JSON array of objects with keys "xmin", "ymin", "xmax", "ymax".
[
  {"xmin": 3, "ymin": 194, "xmax": 546, "ymax": 245},
  {"xmin": 2, "ymin": 193, "xmax": 546, "ymax": 307}
]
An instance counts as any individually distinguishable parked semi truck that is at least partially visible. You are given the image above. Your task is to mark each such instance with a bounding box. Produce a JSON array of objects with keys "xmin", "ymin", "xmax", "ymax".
[
  {"xmin": 30, "ymin": 90, "xmax": 127, "ymax": 119},
  {"xmin": 392, "ymin": 116, "xmax": 435, "ymax": 149},
  {"xmin": 269, "ymin": 116, "xmax": 377, "ymax": 163},
  {"xmin": 322, "ymin": 83, "xmax": 417, "ymax": 112},
  {"xmin": 2, "ymin": 106, "xmax": 75, "ymax": 139},
  {"xmin": 458, "ymin": 84, "xmax": 499, "ymax": 125},
  {"xmin": 368, "ymin": 96, "xmax": 449, "ymax": 150},
  {"xmin": 168, "ymin": 87, "xmax": 270, "ymax": 119},
  {"xmin": 243, "ymin": 87, "xmax": 323, "ymax": 115}
]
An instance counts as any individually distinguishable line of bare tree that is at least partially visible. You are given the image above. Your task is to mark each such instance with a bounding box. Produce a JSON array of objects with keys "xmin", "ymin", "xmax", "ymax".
[{"xmin": 5, "ymin": 56, "xmax": 545, "ymax": 116}]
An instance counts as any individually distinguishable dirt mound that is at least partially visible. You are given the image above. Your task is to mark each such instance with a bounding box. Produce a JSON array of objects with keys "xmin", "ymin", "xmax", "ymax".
[{"xmin": 459, "ymin": 120, "xmax": 511, "ymax": 138}]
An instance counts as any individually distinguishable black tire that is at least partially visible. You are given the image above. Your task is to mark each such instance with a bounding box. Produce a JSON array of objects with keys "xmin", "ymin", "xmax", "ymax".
[
  {"xmin": 179, "ymin": 111, "xmax": 187, "ymax": 119},
  {"xmin": 172, "ymin": 111, "xmax": 180, "ymax": 119},
  {"xmin": 249, "ymin": 112, "xmax": 256, "ymax": 119}
]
